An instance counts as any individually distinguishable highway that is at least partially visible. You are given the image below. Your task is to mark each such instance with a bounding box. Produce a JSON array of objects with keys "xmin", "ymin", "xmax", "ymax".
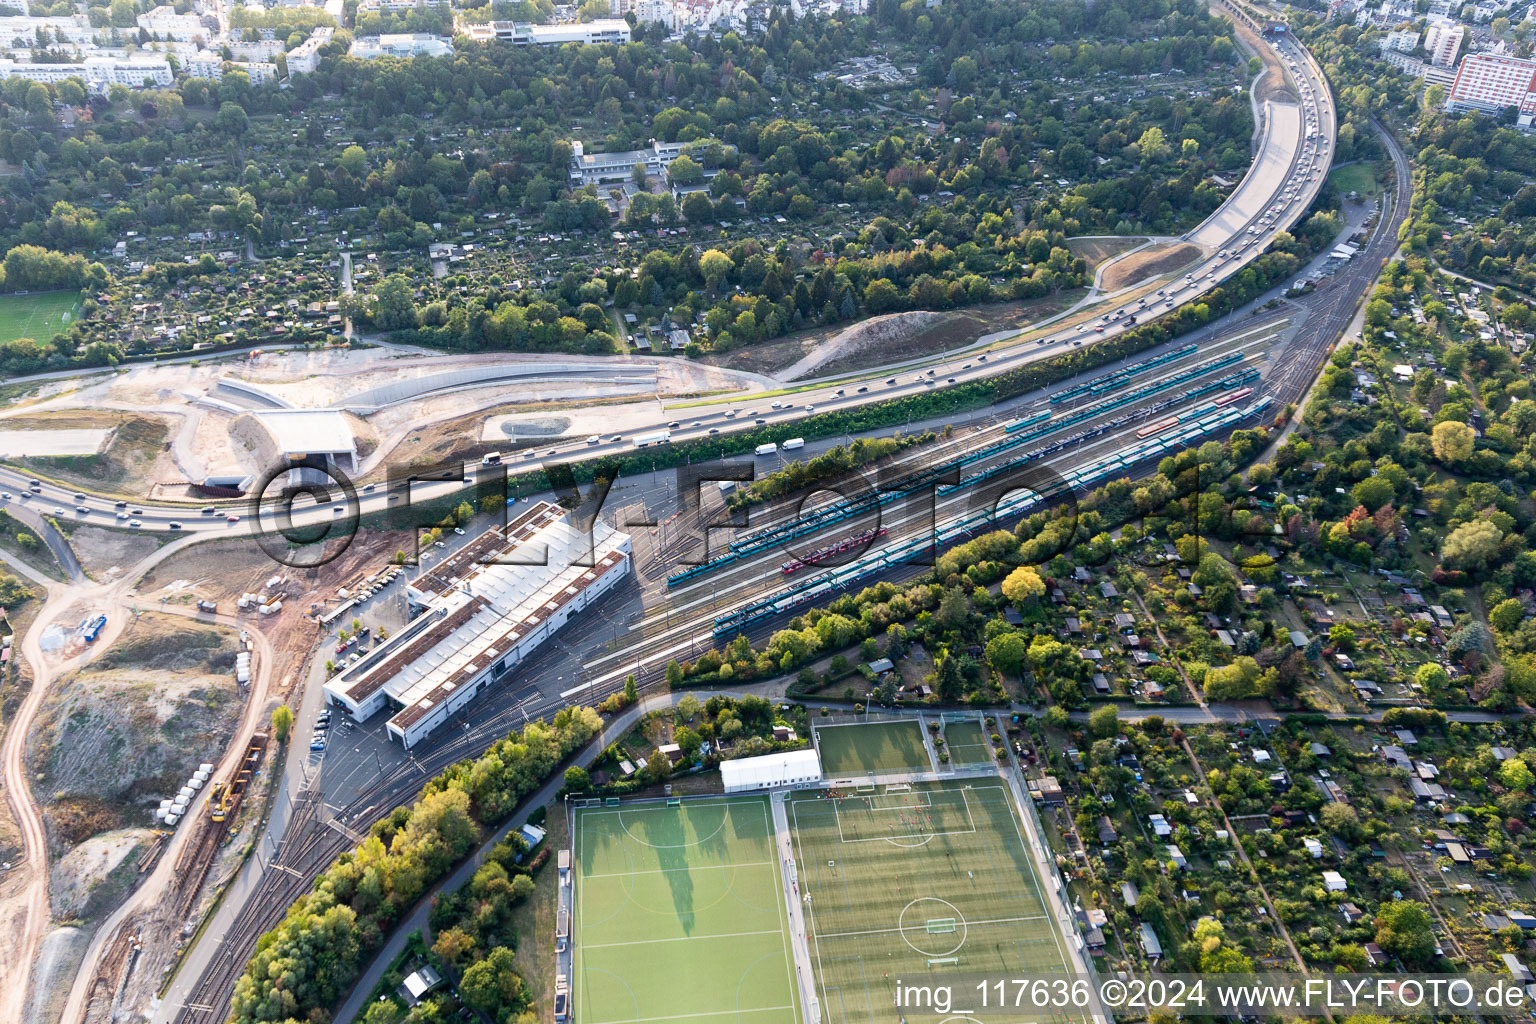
[
  {"xmin": 0, "ymin": 23, "xmax": 1333, "ymax": 551},
  {"xmin": 69, "ymin": 14, "xmax": 1351, "ymax": 1024}
]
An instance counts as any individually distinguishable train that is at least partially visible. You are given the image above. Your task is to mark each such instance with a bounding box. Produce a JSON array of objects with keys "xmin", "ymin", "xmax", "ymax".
[
  {"xmin": 713, "ymin": 394, "xmax": 1271, "ymax": 639},
  {"xmin": 781, "ymin": 526, "xmax": 889, "ymax": 574},
  {"xmin": 1137, "ymin": 416, "xmax": 1179, "ymax": 439},
  {"xmin": 667, "ymin": 354, "xmax": 1256, "ymax": 590},
  {"xmin": 206, "ymin": 732, "xmax": 269, "ymax": 824},
  {"xmin": 1050, "ymin": 344, "xmax": 1198, "ymax": 405},
  {"xmin": 1214, "ymin": 386, "xmax": 1254, "ymax": 407}
]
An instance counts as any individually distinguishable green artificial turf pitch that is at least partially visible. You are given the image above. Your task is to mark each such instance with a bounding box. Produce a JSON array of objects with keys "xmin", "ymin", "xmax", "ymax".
[
  {"xmin": 942, "ymin": 720, "xmax": 992, "ymax": 765},
  {"xmin": 814, "ymin": 719, "xmax": 933, "ymax": 777},
  {"xmin": 0, "ymin": 291, "xmax": 81, "ymax": 345},
  {"xmin": 788, "ymin": 781, "xmax": 1073, "ymax": 1023},
  {"xmin": 573, "ymin": 797, "xmax": 800, "ymax": 1024}
]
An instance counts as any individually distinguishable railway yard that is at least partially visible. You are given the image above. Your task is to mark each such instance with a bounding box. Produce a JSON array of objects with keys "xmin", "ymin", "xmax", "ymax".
[{"xmin": 0, "ymin": 7, "xmax": 1436, "ymax": 1024}]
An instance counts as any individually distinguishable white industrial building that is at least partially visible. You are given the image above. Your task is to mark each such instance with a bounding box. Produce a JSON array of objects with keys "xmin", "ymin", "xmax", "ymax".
[
  {"xmin": 720, "ymin": 749, "xmax": 823, "ymax": 793},
  {"xmin": 324, "ymin": 501, "xmax": 632, "ymax": 749},
  {"xmin": 466, "ymin": 19, "xmax": 631, "ymax": 46},
  {"xmin": 349, "ymin": 33, "xmax": 454, "ymax": 59},
  {"xmin": 0, "ymin": 55, "xmax": 173, "ymax": 90}
]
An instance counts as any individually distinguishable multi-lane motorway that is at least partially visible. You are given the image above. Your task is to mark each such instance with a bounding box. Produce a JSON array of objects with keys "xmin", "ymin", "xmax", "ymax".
[
  {"xmin": 45, "ymin": 17, "xmax": 1362, "ymax": 1024},
  {"xmin": 0, "ymin": 26, "xmax": 1332, "ymax": 547}
]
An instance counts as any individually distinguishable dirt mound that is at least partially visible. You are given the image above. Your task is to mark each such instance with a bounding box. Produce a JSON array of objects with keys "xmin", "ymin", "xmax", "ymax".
[
  {"xmin": 26, "ymin": 616, "xmax": 243, "ymax": 850},
  {"xmin": 1100, "ymin": 242, "xmax": 1200, "ymax": 291},
  {"xmin": 51, "ymin": 828, "xmax": 153, "ymax": 920},
  {"xmin": 782, "ymin": 311, "xmax": 950, "ymax": 381}
]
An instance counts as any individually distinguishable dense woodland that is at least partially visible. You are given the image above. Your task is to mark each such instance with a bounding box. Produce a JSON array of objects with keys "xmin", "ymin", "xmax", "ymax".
[{"xmin": 0, "ymin": 0, "xmax": 1263, "ymax": 373}]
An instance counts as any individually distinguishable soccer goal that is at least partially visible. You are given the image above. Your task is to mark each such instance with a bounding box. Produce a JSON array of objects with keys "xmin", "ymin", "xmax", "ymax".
[
  {"xmin": 926, "ymin": 918, "xmax": 958, "ymax": 934},
  {"xmin": 884, "ymin": 783, "xmax": 913, "ymax": 794}
]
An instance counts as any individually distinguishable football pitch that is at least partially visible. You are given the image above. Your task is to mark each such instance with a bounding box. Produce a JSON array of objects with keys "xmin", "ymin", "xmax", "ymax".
[
  {"xmin": 572, "ymin": 798, "xmax": 800, "ymax": 1024},
  {"xmin": 0, "ymin": 291, "xmax": 80, "ymax": 345},
  {"xmin": 815, "ymin": 719, "xmax": 932, "ymax": 776},
  {"xmin": 942, "ymin": 719, "xmax": 992, "ymax": 765},
  {"xmin": 788, "ymin": 781, "xmax": 1072, "ymax": 1023}
]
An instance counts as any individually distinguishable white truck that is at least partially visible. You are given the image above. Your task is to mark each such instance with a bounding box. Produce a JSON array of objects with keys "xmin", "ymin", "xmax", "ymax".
[
  {"xmin": 754, "ymin": 442, "xmax": 778, "ymax": 456},
  {"xmin": 633, "ymin": 430, "xmax": 672, "ymax": 448},
  {"xmin": 783, "ymin": 437, "xmax": 805, "ymax": 450}
]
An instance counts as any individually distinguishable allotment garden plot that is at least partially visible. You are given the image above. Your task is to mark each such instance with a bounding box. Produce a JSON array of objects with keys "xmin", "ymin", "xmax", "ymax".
[
  {"xmin": 573, "ymin": 797, "xmax": 800, "ymax": 1024},
  {"xmin": 789, "ymin": 781, "xmax": 1072, "ymax": 1024},
  {"xmin": 814, "ymin": 719, "xmax": 933, "ymax": 777}
]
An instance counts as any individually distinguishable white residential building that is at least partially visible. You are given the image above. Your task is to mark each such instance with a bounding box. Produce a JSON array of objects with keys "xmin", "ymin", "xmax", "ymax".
[
  {"xmin": 1424, "ymin": 17, "xmax": 1464, "ymax": 67},
  {"xmin": 0, "ymin": 55, "xmax": 173, "ymax": 91},
  {"xmin": 1447, "ymin": 52, "xmax": 1536, "ymax": 113},
  {"xmin": 284, "ymin": 26, "xmax": 333, "ymax": 74},
  {"xmin": 348, "ymin": 32, "xmax": 454, "ymax": 58},
  {"xmin": 136, "ymin": 5, "xmax": 212, "ymax": 42},
  {"xmin": 1380, "ymin": 27, "xmax": 1418, "ymax": 53},
  {"xmin": 0, "ymin": 15, "xmax": 97, "ymax": 47}
]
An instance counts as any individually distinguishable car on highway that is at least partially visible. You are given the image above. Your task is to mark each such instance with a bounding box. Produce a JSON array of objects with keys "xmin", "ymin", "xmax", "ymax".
[
  {"xmin": 226, "ymin": 514, "xmax": 240, "ymax": 523},
  {"xmin": 168, "ymin": 521, "xmax": 182, "ymax": 529},
  {"xmin": 453, "ymin": 527, "xmax": 465, "ymax": 535},
  {"xmin": 117, "ymin": 511, "xmax": 129, "ymax": 520},
  {"xmin": 0, "ymin": 492, "xmax": 8, "ymax": 501},
  {"xmin": 129, "ymin": 519, "xmax": 143, "ymax": 528},
  {"xmin": 131, "ymin": 508, "xmax": 143, "ymax": 515},
  {"xmin": 333, "ymin": 505, "xmax": 345, "ymax": 514},
  {"xmin": 52, "ymin": 506, "xmax": 64, "ymax": 515}
]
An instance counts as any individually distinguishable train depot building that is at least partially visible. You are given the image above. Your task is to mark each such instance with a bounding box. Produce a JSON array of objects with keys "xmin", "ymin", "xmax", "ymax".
[{"xmin": 323, "ymin": 500, "xmax": 632, "ymax": 748}]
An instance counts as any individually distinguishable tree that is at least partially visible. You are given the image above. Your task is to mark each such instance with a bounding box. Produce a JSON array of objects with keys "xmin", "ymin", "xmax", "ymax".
[
  {"xmin": 459, "ymin": 948, "xmax": 527, "ymax": 1017},
  {"xmin": 1088, "ymin": 704, "xmax": 1119, "ymax": 739},
  {"xmin": 1137, "ymin": 126, "xmax": 1170, "ymax": 162},
  {"xmin": 1321, "ymin": 801, "xmax": 1361, "ymax": 842},
  {"xmin": 1203, "ymin": 656, "xmax": 1262, "ymax": 700},
  {"xmin": 665, "ymin": 660, "xmax": 684, "ymax": 688},
  {"xmin": 1441, "ymin": 519, "xmax": 1502, "ymax": 573},
  {"xmin": 623, "ymin": 673, "xmax": 638, "ymax": 703},
  {"xmin": 677, "ymin": 693, "xmax": 701, "ymax": 721},
  {"xmin": 1490, "ymin": 598, "xmax": 1524, "ymax": 633},
  {"xmin": 1374, "ymin": 900, "xmax": 1436, "ymax": 966},
  {"xmin": 271, "ymin": 705, "xmax": 294, "ymax": 743},
  {"xmin": 1000, "ymin": 566, "xmax": 1045, "ymax": 605},
  {"xmin": 372, "ymin": 274, "xmax": 419, "ymax": 330},
  {"xmin": 1430, "ymin": 420, "xmax": 1474, "ymax": 465},
  {"xmin": 699, "ymin": 248, "xmax": 734, "ymax": 283},
  {"xmin": 564, "ymin": 766, "xmax": 591, "ymax": 792},
  {"xmin": 667, "ymin": 153, "xmax": 704, "ymax": 185},
  {"xmin": 1415, "ymin": 662, "xmax": 1449, "ymax": 694},
  {"xmin": 986, "ymin": 632, "xmax": 1028, "ymax": 676},
  {"xmin": 215, "ymin": 100, "xmax": 248, "ymax": 137},
  {"xmin": 1328, "ymin": 624, "xmax": 1356, "ymax": 650},
  {"xmin": 1500, "ymin": 757, "xmax": 1534, "ymax": 792}
]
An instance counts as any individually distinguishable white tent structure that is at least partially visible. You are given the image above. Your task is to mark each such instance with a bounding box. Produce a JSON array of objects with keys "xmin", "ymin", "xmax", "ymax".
[{"xmin": 720, "ymin": 749, "xmax": 823, "ymax": 793}]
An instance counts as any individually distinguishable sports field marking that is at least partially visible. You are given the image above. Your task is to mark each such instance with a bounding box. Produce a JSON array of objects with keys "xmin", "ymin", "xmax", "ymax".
[
  {"xmin": 586, "ymin": 927, "xmax": 788, "ymax": 949},
  {"xmin": 816, "ymin": 914, "xmax": 1048, "ymax": 940},
  {"xmin": 830, "ymin": 788, "xmax": 977, "ymax": 845},
  {"xmin": 788, "ymin": 782, "xmax": 1073, "ymax": 1023},
  {"xmin": 589, "ymin": 1007, "xmax": 797, "ymax": 1024},
  {"xmin": 574, "ymin": 797, "xmax": 799, "ymax": 1024},
  {"xmin": 582, "ymin": 859, "xmax": 775, "ymax": 879}
]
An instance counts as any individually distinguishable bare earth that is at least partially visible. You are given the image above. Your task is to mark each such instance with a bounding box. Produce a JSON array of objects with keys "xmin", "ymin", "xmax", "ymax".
[{"xmin": 1100, "ymin": 242, "xmax": 1202, "ymax": 292}]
